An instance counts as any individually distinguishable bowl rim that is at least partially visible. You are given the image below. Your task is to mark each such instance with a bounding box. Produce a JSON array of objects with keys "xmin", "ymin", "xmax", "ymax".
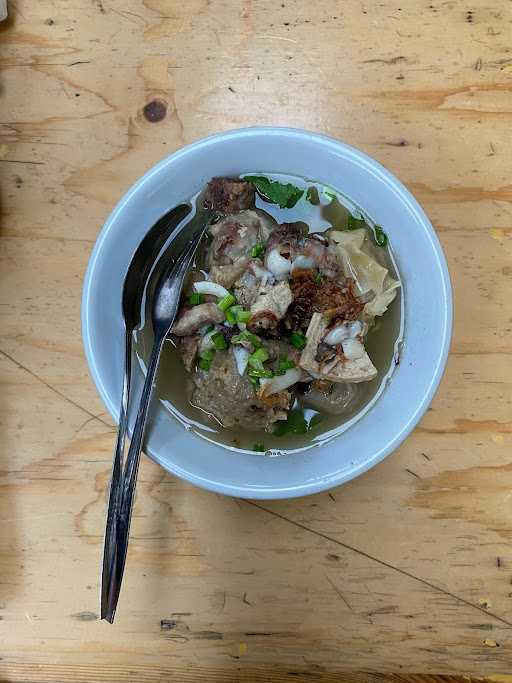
[{"xmin": 81, "ymin": 126, "xmax": 453, "ymax": 498}]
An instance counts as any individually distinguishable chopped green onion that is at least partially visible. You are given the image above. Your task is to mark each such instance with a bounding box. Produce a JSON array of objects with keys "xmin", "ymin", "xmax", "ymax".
[
  {"xmin": 290, "ymin": 331, "xmax": 306, "ymax": 350},
  {"xmin": 232, "ymin": 331, "xmax": 262, "ymax": 348},
  {"xmin": 228, "ymin": 304, "xmax": 251, "ymax": 325},
  {"xmin": 217, "ymin": 293, "xmax": 236, "ymax": 311},
  {"xmin": 253, "ymin": 443, "xmax": 265, "ymax": 452},
  {"xmin": 188, "ymin": 292, "xmax": 203, "ymax": 306},
  {"xmin": 211, "ymin": 332, "xmax": 227, "ymax": 350},
  {"xmin": 252, "ymin": 347, "xmax": 269, "ymax": 362},
  {"xmin": 323, "ymin": 188, "xmax": 337, "ymax": 202},
  {"xmin": 374, "ymin": 225, "xmax": 388, "ymax": 247},
  {"xmin": 248, "ymin": 375, "xmax": 260, "ymax": 388},
  {"xmin": 198, "ymin": 357, "xmax": 212, "ymax": 371},
  {"xmin": 248, "ymin": 347, "xmax": 269, "ymax": 370},
  {"xmin": 248, "ymin": 368, "xmax": 274, "ymax": 378},
  {"xmin": 199, "ymin": 349, "xmax": 215, "ymax": 362},
  {"xmin": 278, "ymin": 358, "xmax": 296, "ymax": 373},
  {"xmin": 314, "ymin": 271, "xmax": 323, "ymax": 284},
  {"xmin": 347, "ymin": 214, "xmax": 365, "ymax": 230},
  {"xmin": 251, "ymin": 243, "xmax": 265, "ymax": 259}
]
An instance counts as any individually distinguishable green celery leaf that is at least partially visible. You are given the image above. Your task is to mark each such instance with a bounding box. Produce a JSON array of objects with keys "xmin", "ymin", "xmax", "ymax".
[
  {"xmin": 244, "ymin": 175, "xmax": 304, "ymax": 209},
  {"xmin": 273, "ymin": 409, "xmax": 308, "ymax": 436}
]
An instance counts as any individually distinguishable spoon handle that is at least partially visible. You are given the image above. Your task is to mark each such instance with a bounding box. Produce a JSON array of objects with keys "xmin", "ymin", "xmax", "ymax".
[
  {"xmin": 103, "ymin": 330, "xmax": 165, "ymax": 623},
  {"xmin": 100, "ymin": 329, "xmax": 132, "ymax": 621}
]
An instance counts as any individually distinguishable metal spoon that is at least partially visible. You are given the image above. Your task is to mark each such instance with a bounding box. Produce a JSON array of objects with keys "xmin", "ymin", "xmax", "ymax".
[
  {"xmin": 102, "ymin": 209, "xmax": 212, "ymax": 623},
  {"xmin": 100, "ymin": 204, "xmax": 191, "ymax": 621}
]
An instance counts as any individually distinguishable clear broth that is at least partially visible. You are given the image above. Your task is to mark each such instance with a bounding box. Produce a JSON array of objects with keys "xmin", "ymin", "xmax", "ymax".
[{"xmin": 135, "ymin": 174, "xmax": 404, "ymax": 455}]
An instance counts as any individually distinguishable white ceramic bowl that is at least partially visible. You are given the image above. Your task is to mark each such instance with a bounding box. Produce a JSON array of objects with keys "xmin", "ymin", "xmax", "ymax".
[{"xmin": 82, "ymin": 127, "xmax": 452, "ymax": 499}]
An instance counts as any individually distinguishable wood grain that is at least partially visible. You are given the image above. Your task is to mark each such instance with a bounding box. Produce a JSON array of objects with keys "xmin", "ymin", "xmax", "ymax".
[
  {"xmin": 1, "ymin": 0, "xmax": 512, "ymax": 679},
  {"xmin": 0, "ymin": 666, "xmax": 494, "ymax": 683}
]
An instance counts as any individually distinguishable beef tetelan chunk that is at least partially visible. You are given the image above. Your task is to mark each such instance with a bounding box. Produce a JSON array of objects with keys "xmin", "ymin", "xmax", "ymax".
[
  {"xmin": 203, "ymin": 177, "xmax": 255, "ymax": 213},
  {"xmin": 206, "ymin": 210, "xmax": 274, "ymax": 288}
]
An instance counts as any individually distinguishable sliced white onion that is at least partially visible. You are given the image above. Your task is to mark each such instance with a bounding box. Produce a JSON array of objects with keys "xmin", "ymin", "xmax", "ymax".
[
  {"xmin": 251, "ymin": 261, "xmax": 270, "ymax": 278},
  {"xmin": 347, "ymin": 321, "xmax": 363, "ymax": 337},
  {"xmin": 193, "ymin": 281, "xmax": 230, "ymax": 298},
  {"xmin": 199, "ymin": 326, "xmax": 220, "ymax": 352},
  {"xmin": 291, "ymin": 255, "xmax": 315, "ymax": 272},
  {"xmin": 233, "ymin": 346, "xmax": 250, "ymax": 375},
  {"xmin": 324, "ymin": 326, "xmax": 350, "ymax": 345},
  {"xmin": 342, "ymin": 338, "xmax": 365, "ymax": 360},
  {"xmin": 265, "ymin": 248, "xmax": 291, "ymax": 280},
  {"xmin": 263, "ymin": 272, "xmax": 273, "ymax": 286},
  {"xmin": 259, "ymin": 367, "xmax": 303, "ymax": 396},
  {"xmin": 249, "ymin": 261, "xmax": 275, "ymax": 286},
  {"xmin": 324, "ymin": 321, "xmax": 363, "ymax": 346},
  {"xmin": 310, "ymin": 233, "xmax": 328, "ymax": 244}
]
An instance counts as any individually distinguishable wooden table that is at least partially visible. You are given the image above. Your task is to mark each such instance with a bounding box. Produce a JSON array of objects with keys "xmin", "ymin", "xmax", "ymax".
[{"xmin": 1, "ymin": 0, "xmax": 511, "ymax": 680}]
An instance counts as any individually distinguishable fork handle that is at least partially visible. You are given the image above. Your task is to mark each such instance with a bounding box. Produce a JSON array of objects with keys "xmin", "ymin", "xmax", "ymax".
[
  {"xmin": 100, "ymin": 329, "xmax": 132, "ymax": 622},
  {"xmin": 103, "ymin": 330, "xmax": 166, "ymax": 622}
]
